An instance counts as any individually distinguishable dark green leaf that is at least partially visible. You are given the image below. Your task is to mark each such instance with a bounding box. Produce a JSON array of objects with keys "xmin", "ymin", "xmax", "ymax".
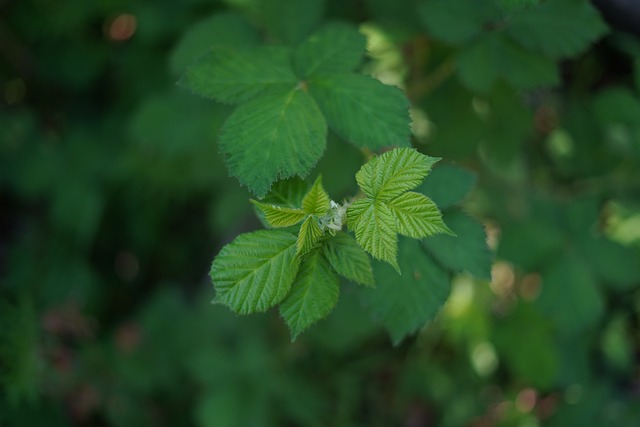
[
  {"xmin": 179, "ymin": 46, "xmax": 297, "ymax": 104},
  {"xmin": 422, "ymin": 211, "xmax": 492, "ymax": 279},
  {"xmin": 219, "ymin": 88, "xmax": 327, "ymax": 197},
  {"xmin": 280, "ymin": 252, "xmax": 340, "ymax": 339},
  {"xmin": 309, "ymin": 73, "xmax": 411, "ymax": 149}
]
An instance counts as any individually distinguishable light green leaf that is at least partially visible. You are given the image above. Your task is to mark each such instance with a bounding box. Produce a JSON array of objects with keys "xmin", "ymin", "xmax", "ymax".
[
  {"xmin": 507, "ymin": 0, "xmax": 608, "ymax": 59},
  {"xmin": 250, "ymin": 201, "xmax": 307, "ymax": 227},
  {"xmin": 297, "ymin": 216, "xmax": 324, "ymax": 256},
  {"xmin": 210, "ymin": 230, "xmax": 300, "ymax": 314},
  {"xmin": 387, "ymin": 191, "xmax": 452, "ymax": 238},
  {"xmin": 293, "ymin": 22, "xmax": 366, "ymax": 78},
  {"xmin": 457, "ymin": 35, "xmax": 559, "ymax": 92},
  {"xmin": 417, "ymin": 164, "xmax": 476, "ymax": 210},
  {"xmin": 359, "ymin": 238, "xmax": 450, "ymax": 344},
  {"xmin": 179, "ymin": 46, "xmax": 297, "ymax": 104},
  {"xmin": 322, "ymin": 232, "xmax": 374, "ymax": 287},
  {"xmin": 418, "ymin": 0, "xmax": 499, "ymax": 45},
  {"xmin": 302, "ymin": 175, "xmax": 331, "ymax": 215},
  {"xmin": 169, "ymin": 12, "xmax": 260, "ymax": 76},
  {"xmin": 355, "ymin": 148, "xmax": 439, "ymax": 201},
  {"xmin": 347, "ymin": 198, "xmax": 399, "ymax": 273},
  {"xmin": 280, "ymin": 252, "xmax": 339, "ymax": 339},
  {"xmin": 219, "ymin": 88, "xmax": 327, "ymax": 198},
  {"xmin": 309, "ymin": 73, "xmax": 411, "ymax": 149},
  {"xmin": 422, "ymin": 211, "xmax": 492, "ymax": 280}
]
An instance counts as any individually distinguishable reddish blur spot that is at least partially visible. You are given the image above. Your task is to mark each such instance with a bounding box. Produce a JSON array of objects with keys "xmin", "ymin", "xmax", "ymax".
[{"xmin": 108, "ymin": 14, "xmax": 137, "ymax": 41}]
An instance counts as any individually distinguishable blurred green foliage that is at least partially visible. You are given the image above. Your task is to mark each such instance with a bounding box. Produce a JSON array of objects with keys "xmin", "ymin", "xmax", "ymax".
[{"xmin": 2, "ymin": 0, "xmax": 640, "ymax": 426}]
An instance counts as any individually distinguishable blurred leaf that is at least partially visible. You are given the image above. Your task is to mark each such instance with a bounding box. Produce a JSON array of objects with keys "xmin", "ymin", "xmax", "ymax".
[
  {"xmin": 578, "ymin": 236, "xmax": 640, "ymax": 291},
  {"xmin": 309, "ymin": 74, "xmax": 411, "ymax": 149},
  {"xmin": 457, "ymin": 34, "xmax": 559, "ymax": 92},
  {"xmin": 169, "ymin": 12, "xmax": 261, "ymax": 76},
  {"xmin": 498, "ymin": 219, "xmax": 564, "ymax": 271},
  {"xmin": 293, "ymin": 22, "xmax": 366, "ymax": 78},
  {"xmin": 280, "ymin": 252, "xmax": 340, "ymax": 339},
  {"xmin": 211, "ymin": 230, "xmax": 300, "ymax": 314},
  {"xmin": 259, "ymin": 0, "xmax": 325, "ymax": 44},
  {"xmin": 417, "ymin": 164, "xmax": 476, "ymax": 210},
  {"xmin": 493, "ymin": 303, "xmax": 558, "ymax": 390},
  {"xmin": 418, "ymin": 0, "xmax": 499, "ymax": 45},
  {"xmin": 219, "ymin": 88, "xmax": 327, "ymax": 197},
  {"xmin": 359, "ymin": 238, "xmax": 450, "ymax": 343},
  {"xmin": 536, "ymin": 254, "xmax": 604, "ymax": 334},
  {"xmin": 422, "ymin": 211, "xmax": 492, "ymax": 280},
  {"xmin": 507, "ymin": 0, "xmax": 608, "ymax": 59}
]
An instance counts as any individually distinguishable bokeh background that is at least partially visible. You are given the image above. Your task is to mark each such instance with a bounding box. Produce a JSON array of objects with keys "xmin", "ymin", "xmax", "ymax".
[{"xmin": 2, "ymin": 0, "xmax": 640, "ymax": 426}]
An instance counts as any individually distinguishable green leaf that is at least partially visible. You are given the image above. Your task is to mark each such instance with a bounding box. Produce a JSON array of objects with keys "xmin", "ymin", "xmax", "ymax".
[
  {"xmin": 280, "ymin": 252, "xmax": 340, "ymax": 339},
  {"xmin": 359, "ymin": 238, "xmax": 450, "ymax": 344},
  {"xmin": 219, "ymin": 88, "xmax": 327, "ymax": 197},
  {"xmin": 355, "ymin": 148, "xmax": 439, "ymax": 201},
  {"xmin": 309, "ymin": 73, "xmax": 411, "ymax": 149},
  {"xmin": 169, "ymin": 12, "xmax": 260, "ymax": 76},
  {"xmin": 250, "ymin": 201, "xmax": 307, "ymax": 227},
  {"xmin": 179, "ymin": 46, "xmax": 297, "ymax": 104},
  {"xmin": 322, "ymin": 232, "xmax": 374, "ymax": 287},
  {"xmin": 506, "ymin": 0, "xmax": 608, "ymax": 59},
  {"xmin": 387, "ymin": 191, "xmax": 452, "ymax": 238},
  {"xmin": 210, "ymin": 230, "xmax": 300, "ymax": 314},
  {"xmin": 418, "ymin": 0, "xmax": 499, "ymax": 45},
  {"xmin": 297, "ymin": 216, "xmax": 324, "ymax": 255},
  {"xmin": 262, "ymin": 177, "xmax": 310, "ymax": 208},
  {"xmin": 302, "ymin": 175, "xmax": 331, "ymax": 215},
  {"xmin": 417, "ymin": 164, "xmax": 476, "ymax": 210},
  {"xmin": 457, "ymin": 34, "xmax": 559, "ymax": 92},
  {"xmin": 293, "ymin": 22, "xmax": 366, "ymax": 78},
  {"xmin": 347, "ymin": 198, "xmax": 399, "ymax": 273},
  {"xmin": 422, "ymin": 211, "xmax": 492, "ymax": 280}
]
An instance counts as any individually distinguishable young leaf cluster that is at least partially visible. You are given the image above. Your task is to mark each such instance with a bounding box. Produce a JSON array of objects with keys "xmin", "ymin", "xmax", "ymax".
[
  {"xmin": 180, "ymin": 22, "xmax": 411, "ymax": 197},
  {"xmin": 210, "ymin": 148, "xmax": 459, "ymax": 339}
]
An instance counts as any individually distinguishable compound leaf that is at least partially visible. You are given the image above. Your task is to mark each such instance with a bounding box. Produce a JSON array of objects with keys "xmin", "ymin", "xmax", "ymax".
[
  {"xmin": 219, "ymin": 88, "xmax": 327, "ymax": 198},
  {"xmin": 179, "ymin": 46, "xmax": 297, "ymax": 104},
  {"xmin": 293, "ymin": 22, "xmax": 366, "ymax": 78},
  {"xmin": 309, "ymin": 73, "xmax": 411, "ymax": 149},
  {"xmin": 297, "ymin": 216, "xmax": 324, "ymax": 256},
  {"xmin": 250, "ymin": 201, "xmax": 307, "ymax": 227},
  {"xmin": 360, "ymin": 238, "xmax": 450, "ymax": 344},
  {"xmin": 302, "ymin": 175, "xmax": 331, "ymax": 215},
  {"xmin": 507, "ymin": 0, "xmax": 608, "ymax": 59},
  {"xmin": 355, "ymin": 148, "xmax": 439, "ymax": 201},
  {"xmin": 280, "ymin": 252, "xmax": 339, "ymax": 340},
  {"xmin": 347, "ymin": 198, "xmax": 399, "ymax": 273},
  {"xmin": 322, "ymin": 231, "xmax": 374, "ymax": 287},
  {"xmin": 387, "ymin": 191, "xmax": 452, "ymax": 238},
  {"xmin": 210, "ymin": 230, "xmax": 300, "ymax": 314}
]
